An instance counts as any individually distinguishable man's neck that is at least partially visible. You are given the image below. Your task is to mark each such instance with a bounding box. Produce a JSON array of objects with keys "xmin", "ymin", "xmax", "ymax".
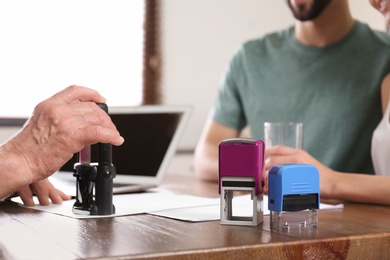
[{"xmin": 294, "ymin": 1, "xmax": 355, "ymax": 47}]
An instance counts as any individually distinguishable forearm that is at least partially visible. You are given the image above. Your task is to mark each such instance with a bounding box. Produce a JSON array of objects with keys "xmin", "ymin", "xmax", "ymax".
[
  {"xmin": 332, "ymin": 172, "xmax": 390, "ymax": 205},
  {"xmin": 0, "ymin": 143, "xmax": 33, "ymax": 200},
  {"xmin": 193, "ymin": 144, "xmax": 219, "ymax": 182},
  {"xmin": 193, "ymin": 120, "xmax": 240, "ymax": 182}
]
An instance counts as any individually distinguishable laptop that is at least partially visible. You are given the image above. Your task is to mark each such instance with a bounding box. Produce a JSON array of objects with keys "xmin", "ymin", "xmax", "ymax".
[{"xmin": 51, "ymin": 105, "xmax": 192, "ymax": 196}]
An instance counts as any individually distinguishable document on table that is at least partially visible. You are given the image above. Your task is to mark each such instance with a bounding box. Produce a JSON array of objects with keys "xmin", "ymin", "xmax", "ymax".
[
  {"xmin": 13, "ymin": 191, "xmax": 343, "ymax": 221},
  {"xmin": 150, "ymin": 194, "xmax": 344, "ymax": 222},
  {"xmin": 13, "ymin": 190, "xmax": 219, "ymax": 219}
]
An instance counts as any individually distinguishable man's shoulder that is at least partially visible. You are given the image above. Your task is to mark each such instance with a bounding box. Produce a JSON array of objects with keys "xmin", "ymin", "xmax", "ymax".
[
  {"xmin": 356, "ymin": 20, "xmax": 390, "ymax": 47},
  {"xmin": 371, "ymin": 30, "xmax": 390, "ymax": 46}
]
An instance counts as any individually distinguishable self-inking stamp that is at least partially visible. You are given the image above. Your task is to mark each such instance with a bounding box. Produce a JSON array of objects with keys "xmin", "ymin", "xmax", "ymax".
[
  {"xmin": 72, "ymin": 103, "xmax": 116, "ymax": 215},
  {"xmin": 268, "ymin": 164, "xmax": 320, "ymax": 229},
  {"xmin": 219, "ymin": 138, "xmax": 265, "ymax": 226}
]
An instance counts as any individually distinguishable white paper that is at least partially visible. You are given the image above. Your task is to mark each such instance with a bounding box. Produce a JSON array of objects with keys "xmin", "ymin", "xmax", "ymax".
[
  {"xmin": 150, "ymin": 194, "xmax": 343, "ymax": 222},
  {"xmin": 13, "ymin": 190, "xmax": 219, "ymax": 219},
  {"xmin": 13, "ymin": 192, "xmax": 343, "ymax": 222}
]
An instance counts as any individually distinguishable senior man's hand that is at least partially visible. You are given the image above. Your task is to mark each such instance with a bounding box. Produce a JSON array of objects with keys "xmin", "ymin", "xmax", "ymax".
[{"xmin": 1, "ymin": 85, "xmax": 124, "ymax": 205}]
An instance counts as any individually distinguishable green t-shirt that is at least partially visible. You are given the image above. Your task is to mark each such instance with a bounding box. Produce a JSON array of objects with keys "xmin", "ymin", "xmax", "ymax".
[{"xmin": 212, "ymin": 21, "xmax": 390, "ymax": 174}]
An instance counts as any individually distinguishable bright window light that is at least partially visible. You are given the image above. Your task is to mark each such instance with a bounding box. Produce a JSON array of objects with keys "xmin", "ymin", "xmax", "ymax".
[{"xmin": 0, "ymin": 0, "xmax": 144, "ymax": 118}]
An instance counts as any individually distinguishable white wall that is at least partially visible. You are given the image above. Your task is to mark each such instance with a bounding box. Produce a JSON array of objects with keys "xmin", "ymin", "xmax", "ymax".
[
  {"xmin": 160, "ymin": 0, "xmax": 387, "ymax": 150},
  {"xmin": 0, "ymin": 127, "xmax": 21, "ymax": 145}
]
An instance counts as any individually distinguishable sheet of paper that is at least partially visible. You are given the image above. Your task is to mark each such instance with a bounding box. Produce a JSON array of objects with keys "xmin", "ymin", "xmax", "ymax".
[
  {"xmin": 149, "ymin": 194, "xmax": 344, "ymax": 222},
  {"xmin": 13, "ymin": 190, "xmax": 219, "ymax": 219},
  {"xmin": 13, "ymin": 192, "xmax": 343, "ymax": 222}
]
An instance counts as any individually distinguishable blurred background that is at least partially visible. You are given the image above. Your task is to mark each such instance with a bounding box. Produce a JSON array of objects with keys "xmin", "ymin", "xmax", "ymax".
[{"xmin": 0, "ymin": 1, "xmax": 386, "ymax": 173}]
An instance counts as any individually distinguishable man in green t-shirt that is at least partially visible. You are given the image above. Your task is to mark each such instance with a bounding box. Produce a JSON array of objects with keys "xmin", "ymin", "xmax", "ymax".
[{"xmin": 194, "ymin": 0, "xmax": 390, "ymax": 205}]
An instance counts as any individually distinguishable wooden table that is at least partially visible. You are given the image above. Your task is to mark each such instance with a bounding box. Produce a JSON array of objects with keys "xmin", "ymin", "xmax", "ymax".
[{"xmin": 1, "ymin": 174, "xmax": 390, "ymax": 259}]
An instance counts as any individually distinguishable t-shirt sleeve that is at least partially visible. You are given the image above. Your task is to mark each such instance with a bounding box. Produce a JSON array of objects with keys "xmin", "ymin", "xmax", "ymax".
[{"xmin": 210, "ymin": 46, "xmax": 247, "ymax": 131}]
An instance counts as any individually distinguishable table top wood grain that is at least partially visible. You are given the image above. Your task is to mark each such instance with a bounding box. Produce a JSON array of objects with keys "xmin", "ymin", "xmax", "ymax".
[{"xmin": 1, "ymin": 174, "xmax": 390, "ymax": 259}]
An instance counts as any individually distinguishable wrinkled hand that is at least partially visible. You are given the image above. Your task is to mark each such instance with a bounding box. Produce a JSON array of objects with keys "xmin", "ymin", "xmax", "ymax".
[
  {"xmin": 264, "ymin": 145, "xmax": 338, "ymax": 198},
  {"xmin": 3, "ymin": 85, "xmax": 124, "ymax": 205},
  {"xmin": 16, "ymin": 179, "xmax": 71, "ymax": 206}
]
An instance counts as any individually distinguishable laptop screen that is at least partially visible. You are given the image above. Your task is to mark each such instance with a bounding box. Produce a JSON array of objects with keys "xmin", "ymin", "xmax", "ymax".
[{"xmin": 60, "ymin": 105, "xmax": 191, "ymax": 182}]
